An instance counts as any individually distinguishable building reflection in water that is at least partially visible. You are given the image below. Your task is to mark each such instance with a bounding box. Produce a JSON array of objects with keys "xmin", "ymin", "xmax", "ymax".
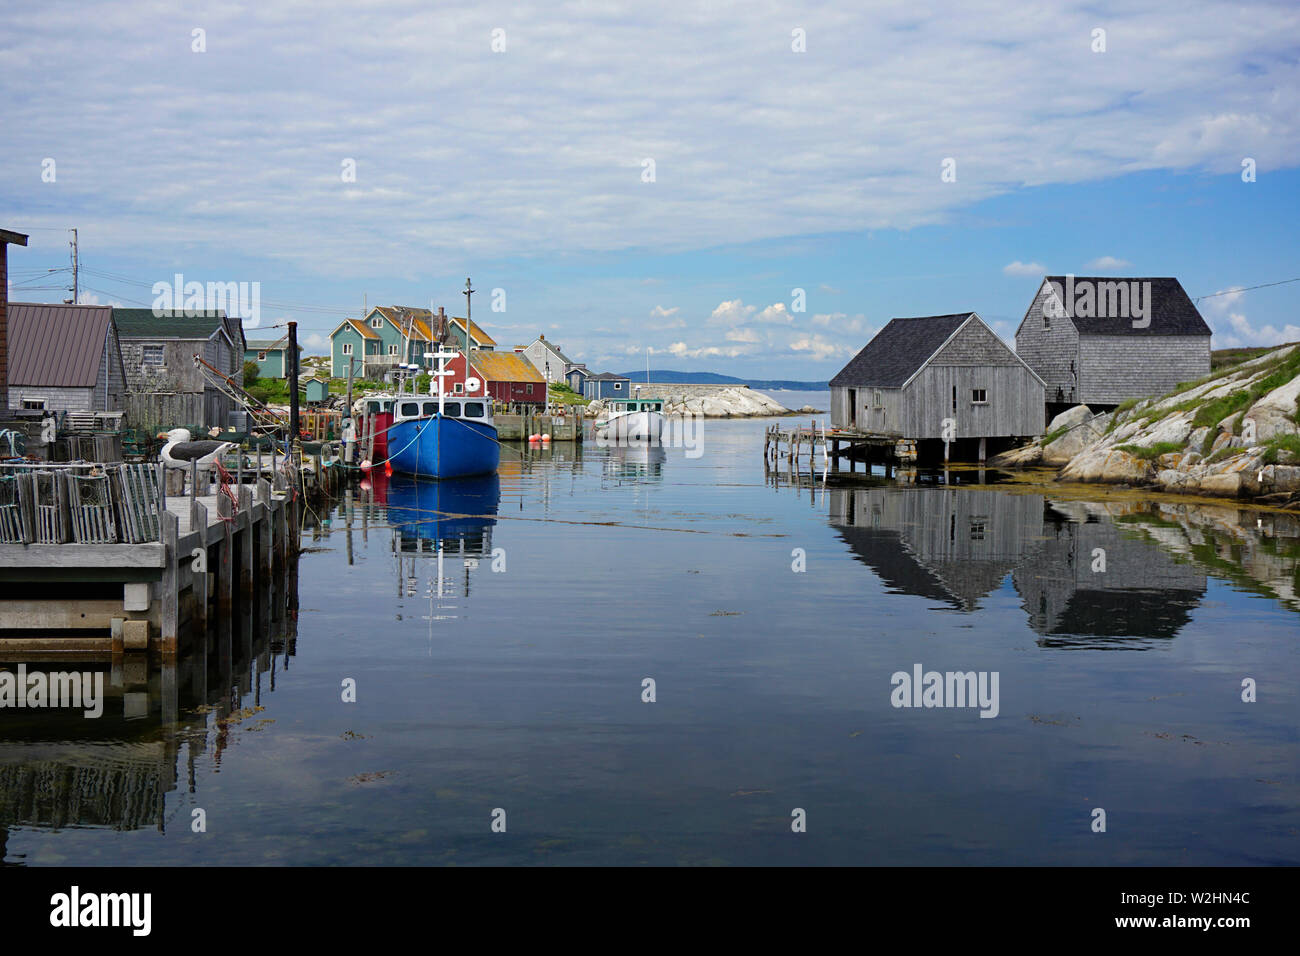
[
  {"xmin": 0, "ymin": 542, "xmax": 300, "ymax": 859},
  {"xmin": 826, "ymin": 484, "xmax": 1231, "ymax": 647}
]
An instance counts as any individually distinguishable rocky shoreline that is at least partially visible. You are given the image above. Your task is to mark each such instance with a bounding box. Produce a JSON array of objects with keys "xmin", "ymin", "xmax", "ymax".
[
  {"xmin": 586, "ymin": 385, "xmax": 819, "ymax": 418},
  {"xmin": 991, "ymin": 344, "xmax": 1300, "ymax": 507}
]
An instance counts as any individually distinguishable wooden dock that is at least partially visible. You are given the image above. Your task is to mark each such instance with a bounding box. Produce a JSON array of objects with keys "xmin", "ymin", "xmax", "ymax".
[
  {"xmin": 765, "ymin": 422, "xmax": 918, "ymax": 474},
  {"xmin": 0, "ymin": 450, "xmax": 339, "ymax": 655}
]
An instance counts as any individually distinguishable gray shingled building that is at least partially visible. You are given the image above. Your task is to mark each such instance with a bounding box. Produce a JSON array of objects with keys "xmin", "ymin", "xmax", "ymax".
[
  {"xmin": 1014, "ymin": 276, "xmax": 1212, "ymax": 416},
  {"xmin": 4, "ymin": 303, "xmax": 127, "ymax": 414},
  {"xmin": 829, "ymin": 312, "xmax": 1046, "ymax": 444}
]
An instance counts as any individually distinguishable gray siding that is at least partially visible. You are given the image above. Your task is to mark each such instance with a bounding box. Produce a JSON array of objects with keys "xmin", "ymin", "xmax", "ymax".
[
  {"xmin": 1015, "ymin": 280, "xmax": 1081, "ymax": 403},
  {"xmin": 7, "ymin": 385, "xmax": 96, "ymax": 414},
  {"xmin": 120, "ymin": 333, "xmax": 234, "ymax": 428},
  {"xmin": 1077, "ymin": 334, "xmax": 1210, "ymax": 405},
  {"xmin": 831, "ymin": 318, "xmax": 1045, "ymax": 438}
]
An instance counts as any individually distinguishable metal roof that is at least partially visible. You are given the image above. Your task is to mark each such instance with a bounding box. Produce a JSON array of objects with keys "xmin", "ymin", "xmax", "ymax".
[{"xmin": 7, "ymin": 303, "xmax": 114, "ymax": 388}]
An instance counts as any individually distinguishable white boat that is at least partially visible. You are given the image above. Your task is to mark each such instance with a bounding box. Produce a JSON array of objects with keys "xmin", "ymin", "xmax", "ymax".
[{"xmin": 596, "ymin": 397, "xmax": 665, "ymax": 443}]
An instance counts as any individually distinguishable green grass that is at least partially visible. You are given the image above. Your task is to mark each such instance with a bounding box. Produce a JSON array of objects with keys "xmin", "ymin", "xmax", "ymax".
[
  {"xmin": 1115, "ymin": 441, "xmax": 1184, "ymax": 460},
  {"xmin": 1261, "ymin": 434, "xmax": 1300, "ymax": 465},
  {"xmin": 1042, "ymin": 426, "xmax": 1069, "ymax": 446},
  {"xmin": 547, "ymin": 382, "xmax": 590, "ymax": 406},
  {"xmin": 1200, "ymin": 428, "xmax": 1219, "ymax": 458}
]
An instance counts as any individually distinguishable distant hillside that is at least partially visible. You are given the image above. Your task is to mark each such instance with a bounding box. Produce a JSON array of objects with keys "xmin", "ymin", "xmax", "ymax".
[{"xmin": 616, "ymin": 369, "xmax": 828, "ymax": 390}]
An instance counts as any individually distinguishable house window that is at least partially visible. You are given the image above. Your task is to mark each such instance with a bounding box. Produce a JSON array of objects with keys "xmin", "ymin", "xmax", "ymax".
[
  {"xmin": 342, "ymin": 343, "xmax": 353, "ymax": 355},
  {"xmin": 388, "ymin": 344, "xmax": 399, "ymax": 356},
  {"xmin": 257, "ymin": 351, "xmax": 267, "ymax": 361},
  {"xmin": 971, "ymin": 389, "xmax": 988, "ymax": 404},
  {"xmin": 1043, "ymin": 311, "xmax": 1051, "ymax": 329},
  {"xmin": 142, "ymin": 345, "xmax": 165, "ymax": 366},
  {"xmin": 21, "ymin": 398, "xmax": 46, "ymax": 410},
  {"xmin": 614, "ymin": 382, "xmax": 622, "ymax": 390},
  {"xmin": 371, "ymin": 316, "xmax": 384, "ymax": 329}
]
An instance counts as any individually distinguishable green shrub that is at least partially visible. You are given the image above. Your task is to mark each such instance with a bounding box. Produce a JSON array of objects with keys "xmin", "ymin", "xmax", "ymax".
[{"xmin": 1115, "ymin": 441, "xmax": 1184, "ymax": 460}]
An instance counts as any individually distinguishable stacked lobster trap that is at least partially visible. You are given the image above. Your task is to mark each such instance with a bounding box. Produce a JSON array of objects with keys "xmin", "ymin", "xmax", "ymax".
[{"xmin": 0, "ymin": 463, "xmax": 164, "ymax": 545}]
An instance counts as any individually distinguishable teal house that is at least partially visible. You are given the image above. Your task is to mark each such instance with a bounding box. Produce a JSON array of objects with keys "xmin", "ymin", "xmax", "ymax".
[
  {"xmin": 329, "ymin": 305, "xmax": 496, "ymax": 379},
  {"xmin": 245, "ymin": 339, "xmax": 302, "ymax": 379}
]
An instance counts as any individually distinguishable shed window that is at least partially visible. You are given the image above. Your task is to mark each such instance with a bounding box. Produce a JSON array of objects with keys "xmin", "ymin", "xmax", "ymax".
[
  {"xmin": 21, "ymin": 398, "xmax": 46, "ymax": 410},
  {"xmin": 454, "ymin": 382, "xmax": 463, "ymax": 393},
  {"xmin": 142, "ymin": 345, "xmax": 165, "ymax": 366},
  {"xmin": 613, "ymin": 382, "xmax": 622, "ymax": 390},
  {"xmin": 257, "ymin": 350, "xmax": 267, "ymax": 361},
  {"xmin": 526, "ymin": 383, "xmax": 533, "ymax": 395},
  {"xmin": 971, "ymin": 389, "xmax": 988, "ymax": 404},
  {"xmin": 342, "ymin": 343, "xmax": 353, "ymax": 355}
]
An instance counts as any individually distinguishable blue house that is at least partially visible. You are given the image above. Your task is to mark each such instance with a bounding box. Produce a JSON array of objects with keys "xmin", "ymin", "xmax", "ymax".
[
  {"xmin": 329, "ymin": 305, "xmax": 495, "ymax": 379},
  {"xmin": 245, "ymin": 339, "xmax": 302, "ymax": 379},
  {"xmin": 584, "ymin": 371, "xmax": 631, "ymax": 399},
  {"xmin": 565, "ymin": 364, "xmax": 589, "ymax": 393}
]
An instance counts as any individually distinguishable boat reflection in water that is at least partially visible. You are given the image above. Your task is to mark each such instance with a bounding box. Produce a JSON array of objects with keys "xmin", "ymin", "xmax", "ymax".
[
  {"xmin": 602, "ymin": 444, "xmax": 666, "ymax": 483},
  {"xmin": 384, "ymin": 474, "xmax": 501, "ymax": 609}
]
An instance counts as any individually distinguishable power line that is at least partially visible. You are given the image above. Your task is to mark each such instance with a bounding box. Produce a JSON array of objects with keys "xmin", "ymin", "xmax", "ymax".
[{"xmin": 1195, "ymin": 277, "xmax": 1300, "ymax": 303}]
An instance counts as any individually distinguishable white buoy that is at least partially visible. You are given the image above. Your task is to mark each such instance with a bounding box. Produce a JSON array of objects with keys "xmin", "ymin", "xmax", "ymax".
[
  {"xmin": 541, "ymin": 433, "xmax": 552, "ymax": 442},
  {"xmin": 360, "ymin": 459, "xmax": 373, "ymax": 472}
]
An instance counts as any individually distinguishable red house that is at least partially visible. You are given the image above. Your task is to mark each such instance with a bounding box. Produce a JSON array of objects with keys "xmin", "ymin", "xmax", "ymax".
[{"xmin": 439, "ymin": 351, "xmax": 547, "ymax": 408}]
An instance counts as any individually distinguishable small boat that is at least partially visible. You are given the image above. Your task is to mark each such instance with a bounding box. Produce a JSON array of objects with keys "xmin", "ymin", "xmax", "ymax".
[
  {"xmin": 596, "ymin": 397, "xmax": 664, "ymax": 443},
  {"xmin": 385, "ymin": 352, "xmax": 500, "ymax": 479}
]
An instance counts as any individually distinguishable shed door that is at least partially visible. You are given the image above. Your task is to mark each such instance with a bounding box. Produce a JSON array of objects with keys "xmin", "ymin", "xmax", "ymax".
[{"xmin": 847, "ymin": 389, "xmax": 857, "ymax": 427}]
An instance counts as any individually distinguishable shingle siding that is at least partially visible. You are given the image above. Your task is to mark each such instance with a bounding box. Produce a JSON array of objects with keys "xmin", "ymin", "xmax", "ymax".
[
  {"xmin": 1015, "ymin": 281, "xmax": 1081, "ymax": 402},
  {"xmin": 1077, "ymin": 335, "xmax": 1210, "ymax": 405},
  {"xmin": 10, "ymin": 385, "xmax": 96, "ymax": 413}
]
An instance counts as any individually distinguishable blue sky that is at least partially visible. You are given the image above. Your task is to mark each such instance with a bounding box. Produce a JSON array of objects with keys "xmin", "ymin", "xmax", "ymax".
[{"xmin": 3, "ymin": 1, "xmax": 1297, "ymax": 378}]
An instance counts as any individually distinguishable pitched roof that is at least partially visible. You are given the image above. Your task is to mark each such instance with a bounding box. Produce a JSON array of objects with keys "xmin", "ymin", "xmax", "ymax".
[
  {"xmin": 454, "ymin": 316, "xmax": 496, "ymax": 347},
  {"xmin": 470, "ymin": 350, "xmax": 546, "ymax": 383},
  {"xmin": 113, "ymin": 308, "xmax": 229, "ymax": 339},
  {"xmin": 532, "ymin": 335, "xmax": 575, "ymax": 364},
  {"xmin": 830, "ymin": 313, "xmax": 973, "ymax": 388},
  {"xmin": 7, "ymin": 303, "xmax": 115, "ymax": 388},
  {"xmin": 589, "ymin": 371, "xmax": 629, "ymax": 381},
  {"xmin": 372, "ymin": 306, "xmax": 437, "ymax": 341},
  {"xmin": 1038, "ymin": 277, "xmax": 1211, "ymax": 336},
  {"xmin": 246, "ymin": 339, "xmax": 302, "ymax": 351},
  {"xmin": 330, "ymin": 318, "xmax": 380, "ymax": 340}
]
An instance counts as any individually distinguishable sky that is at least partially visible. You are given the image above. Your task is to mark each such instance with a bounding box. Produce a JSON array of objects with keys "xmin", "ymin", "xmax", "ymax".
[{"xmin": 3, "ymin": 0, "xmax": 1298, "ymax": 379}]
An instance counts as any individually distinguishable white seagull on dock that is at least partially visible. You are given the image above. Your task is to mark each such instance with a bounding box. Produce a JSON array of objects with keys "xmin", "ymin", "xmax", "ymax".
[{"xmin": 156, "ymin": 428, "xmax": 238, "ymax": 470}]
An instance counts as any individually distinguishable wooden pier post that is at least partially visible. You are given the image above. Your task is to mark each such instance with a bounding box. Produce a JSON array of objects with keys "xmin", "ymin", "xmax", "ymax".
[
  {"xmin": 238, "ymin": 484, "xmax": 253, "ymax": 602},
  {"xmin": 191, "ymin": 499, "xmax": 209, "ymax": 635},
  {"xmin": 160, "ymin": 509, "xmax": 180, "ymax": 657}
]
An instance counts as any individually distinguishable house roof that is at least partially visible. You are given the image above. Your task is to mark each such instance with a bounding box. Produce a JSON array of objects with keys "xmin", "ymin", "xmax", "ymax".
[
  {"xmin": 829, "ymin": 313, "xmax": 973, "ymax": 388},
  {"xmin": 1036, "ymin": 277, "xmax": 1211, "ymax": 336},
  {"xmin": 589, "ymin": 371, "xmax": 630, "ymax": 381},
  {"xmin": 330, "ymin": 318, "xmax": 380, "ymax": 340},
  {"xmin": 113, "ymin": 308, "xmax": 230, "ymax": 340},
  {"xmin": 532, "ymin": 335, "xmax": 575, "ymax": 364},
  {"xmin": 454, "ymin": 316, "xmax": 496, "ymax": 347},
  {"xmin": 470, "ymin": 350, "xmax": 546, "ymax": 383},
  {"xmin": 246, "ymin": 339, "xmax": 302, "ymax": 351},
  {"xmin": 7, "ymin": 303, "xmax": 115, "ymax": 388},
  {"xmin": 371, "ymin": 306, "xmax": 438, "ymax": 341}
]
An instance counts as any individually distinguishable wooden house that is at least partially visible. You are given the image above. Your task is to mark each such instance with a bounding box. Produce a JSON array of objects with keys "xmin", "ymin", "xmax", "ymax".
[
  {"xmin": 245, "ymin": 338, "xmax": 302, "ymax": 379},
  {"xmin": 583, "ymin": 372, "xmax": 631, "ymax": 400},
  {"xmin": 439, "ymin": 351, "xmax": 547, "ymax": 409},
  {"xmin": 113, "ymin": 308, "xmax": 240, "ymax": 428},
  {"xmin": 330, "ymin": 305, "xmax": 484, "ymax": 379},
  {"xmin": 829, "ymin": 313, "xmax": 1046, "ymax": 449},
  {"xmin": 520, "ymin": 334, "xmax": 580, "ymax": 383},
  {"xmin": 4, "ymin": 303, "xmax": 128, "ymax": 415},
  {"xmin": 1014, "ymin": 276, "xmax": 1211, "ymax": 414},
  {"xmin": 0, "ymin": 228, "xmax": 29, "ymax": 412}
]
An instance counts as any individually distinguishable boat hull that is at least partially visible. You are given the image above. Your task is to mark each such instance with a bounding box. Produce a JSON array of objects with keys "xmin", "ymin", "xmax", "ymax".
[
  {"xmin": 388, "ymin": 416, "xmax": 500, "ymax": 479},
  {"xmin": 597, "ymin": 410, "xmax": 664, "ymax": 443}
]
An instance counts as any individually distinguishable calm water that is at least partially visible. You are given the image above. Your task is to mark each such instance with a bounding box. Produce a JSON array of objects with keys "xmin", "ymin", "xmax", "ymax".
[{"xmin": 3, "ymin": 392, "xmax": 1298, "ymax": 865}]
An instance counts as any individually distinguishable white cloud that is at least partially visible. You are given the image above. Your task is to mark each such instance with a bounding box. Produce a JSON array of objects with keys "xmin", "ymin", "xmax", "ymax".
[
  {"xmin": 1003, "ymin": 261, "xmax": 1046, "ymax": 277},
  {"xmin": 1212, "ymin": 311, "xmax": 1300, "ymax": 349},
  {"xmin": 787, "ymin": 334, "xmax": 853, "ymax": 361},
  {"xmin": 650, "ymin": 305, "xmax": 679, "ymax": 317},
  {"xmin": 726, "ymin": 327, "xmax": 760, "ymax": 343},
  {"xmin": 303, "ymin": 332, "xmax": 330, "ymax": 351},
  {"xmin": 709, "ymin": 299, "xmax": 757, "ymax": 326},
  {"xmin": 1084, "ymin": 256, "xmax": 1131, "ymax": 271},
  {"xmin": 6, "ymin": 1, "xmax": 1294, "ymax": 276}
]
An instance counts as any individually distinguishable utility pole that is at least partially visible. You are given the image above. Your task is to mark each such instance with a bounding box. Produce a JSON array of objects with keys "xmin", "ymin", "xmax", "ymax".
[
  {"xmin": 288, "ymin": 321, "xmax": 300, "ymax": 444},
  {"xmin": 67, "ymin": 228, "xmax": 78, "ymax": 304},
  {"xmin": 463, "ymin": 277, "xmax": 475, "ymax": 351}
]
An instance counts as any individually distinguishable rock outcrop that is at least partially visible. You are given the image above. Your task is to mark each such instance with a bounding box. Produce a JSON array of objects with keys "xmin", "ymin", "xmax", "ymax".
[
  {"xmin": 587, "ymin": 386, "xmax": 796, "ymax": 418},
  {"xmin": 993, "ymin": 344, "xmax": 1300, "ymax": 504}
]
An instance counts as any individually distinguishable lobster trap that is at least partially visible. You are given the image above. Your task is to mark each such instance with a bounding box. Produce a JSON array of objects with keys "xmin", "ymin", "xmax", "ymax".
[
  {"xmin": 65, "ymin": 470, "xmax": 117, "ymax": 543},
  {"xmin": 112, "ymin": 463, "xmax": 163, "ymax": 543}
]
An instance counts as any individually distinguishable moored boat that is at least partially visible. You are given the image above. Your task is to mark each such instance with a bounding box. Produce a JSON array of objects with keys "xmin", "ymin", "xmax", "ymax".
[{"xmin": 596, "ymin": 397, "xmax": 664, "ymax": 443}]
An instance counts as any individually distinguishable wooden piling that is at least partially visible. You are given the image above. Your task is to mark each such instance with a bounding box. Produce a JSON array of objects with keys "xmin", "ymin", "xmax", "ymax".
[{"xmin": 160, "ymin": 510, "xmax": 179, "ymax": 657}]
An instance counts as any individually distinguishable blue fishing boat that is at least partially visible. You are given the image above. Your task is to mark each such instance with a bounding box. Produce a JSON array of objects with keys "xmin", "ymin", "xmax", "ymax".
[{"xmin": 385, "ymin": 351, "xmax": 500, "ymax": 479}]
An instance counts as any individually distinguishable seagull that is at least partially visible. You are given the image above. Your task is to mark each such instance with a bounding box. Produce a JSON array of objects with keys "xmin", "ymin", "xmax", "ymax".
[{"xmin": 156, "ymin": 428, "xmax": 238, "ymax": 471}]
